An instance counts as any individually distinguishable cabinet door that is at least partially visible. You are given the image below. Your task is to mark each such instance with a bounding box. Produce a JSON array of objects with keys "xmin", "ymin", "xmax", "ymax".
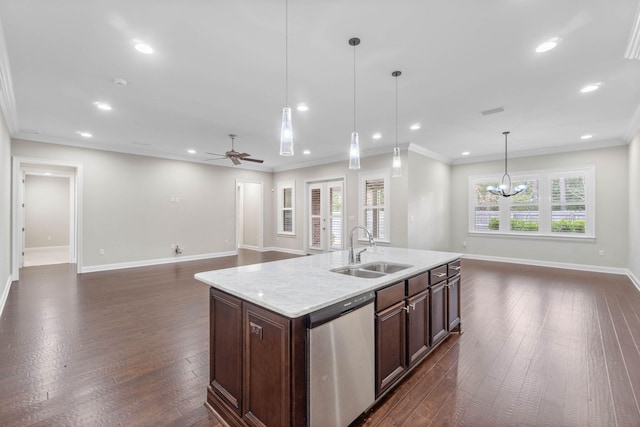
[
  {"xmin": 376, "ymin": 301, "xmax": 406, "ymax": 396},
  {"xmin": 210, "ymin": 289, "xmax": 243, "ymax": 413},
  {"xmin": 243, "ymin": 303, "xmax": 290, "ymax": 427},
  {"xmin": 447, "ymin": 275, "xmax": 461, "ymax": 331},
  {"xmin": 407, "ymin": 290, "xmax": 430, "ymax": 367},
  {"xmin": 429, "ymin": 281, "xmax": 448, "ymax": 346}
]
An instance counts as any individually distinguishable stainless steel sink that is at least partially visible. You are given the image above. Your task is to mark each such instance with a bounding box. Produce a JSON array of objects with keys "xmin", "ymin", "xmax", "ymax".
[
  {"xmin": 360, "ymin": 262, "xmax": 413, "ymax": 274},
  {"xmin": 330, "ymin": 267, "xmax": 386, "ymax": 279},
  {"xmin": 330, "ymin": 261, "xmax": 412, "ymax": 278}
]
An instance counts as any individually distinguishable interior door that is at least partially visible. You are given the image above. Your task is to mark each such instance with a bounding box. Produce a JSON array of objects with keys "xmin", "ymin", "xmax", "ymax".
[{"xmin": 308, "ymin": 180, "xmax": 344, "ymax": 252}]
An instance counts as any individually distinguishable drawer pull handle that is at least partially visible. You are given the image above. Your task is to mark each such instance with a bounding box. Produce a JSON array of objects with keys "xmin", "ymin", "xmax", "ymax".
[
  {"xmin": 450, "ymin": 266, "xmax": 461, "ymax": 271},
  {"xmin": 402, "ymin": 306, "xmax": 410, "ymax": 312},
  {"xmin": 435, "ymin": 272, "xmax": 447, "ymax": 278},
  {"xmin": 250, "ymin": 322, "xmax": 263, "ymax": 340}
]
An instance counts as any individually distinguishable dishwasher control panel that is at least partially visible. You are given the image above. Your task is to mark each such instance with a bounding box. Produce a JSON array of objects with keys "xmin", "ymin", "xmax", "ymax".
[{"xmin": 307, "ymin": 291, "xmax": 375, "ymax": 328}]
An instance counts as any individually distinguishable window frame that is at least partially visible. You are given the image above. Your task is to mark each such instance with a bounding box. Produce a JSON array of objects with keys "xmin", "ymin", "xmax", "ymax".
[
  {"xmin": 358, "ymin": 170, "xmax": 391, "ymax": 244},
  {"xmin": 468, "ymin": 166, "xmax": 595, "ymax": 239},
  {"xmin": 277, "ymin": 181, "xmax": 295, "ymax": 236}
]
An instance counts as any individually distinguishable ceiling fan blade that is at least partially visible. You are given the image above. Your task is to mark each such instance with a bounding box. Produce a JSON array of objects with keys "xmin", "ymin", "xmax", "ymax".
[
  {"xmin": 236, "ymin": 153, "xmax": 251, "ymax": 158},
  {"xmin": 242, "ymin": 157, "xmax": 264, "ymax": 164},
  {"xmin": 205, "ymin": 152, "xmax": 226, "ymax": 157},
  {"xmin": 203, "ymin": 156, "xmax": 227, "ymax": 161},
  {"xmin": 231, "ymin": 157, "xmax": 241, "ymax": 166}
]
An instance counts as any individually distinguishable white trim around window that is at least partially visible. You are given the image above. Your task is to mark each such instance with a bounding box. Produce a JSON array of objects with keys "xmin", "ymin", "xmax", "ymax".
[
  {"xmin": 468, "ymin": 166, "xmax": 595, "ymax": 239},
  {"xmin": 277, "ymin": 181, "xmax": 295, "ymax": 235},
  {"xmin": 358, "ymin": 170, "xmax": 390, "ymax": 244}
]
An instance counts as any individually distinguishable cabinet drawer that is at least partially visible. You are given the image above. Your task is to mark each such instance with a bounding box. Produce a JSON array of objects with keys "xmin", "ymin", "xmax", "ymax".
[
  {"xmin": 407, "ymin": 271, "xmax": 429, "ymax": 297},
  {"xmin": 376, "ymin": 281, "xmax": 405, "ymax": 312},
  {"xmin": 429, "ymin": 265, "xmax": 448, "ymax": 285},
  {"xmin": 448, "ymin": 259, "xmax": 461, "ymax": 277}
]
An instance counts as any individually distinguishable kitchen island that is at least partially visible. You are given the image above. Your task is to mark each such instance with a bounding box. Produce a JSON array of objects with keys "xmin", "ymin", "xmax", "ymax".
[{"xmin": 195, "ymin": 247, "xmax": 462, "ymax": 427}]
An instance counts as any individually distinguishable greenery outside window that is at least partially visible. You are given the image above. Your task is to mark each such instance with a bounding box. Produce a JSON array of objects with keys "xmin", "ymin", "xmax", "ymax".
[
  {"xmin": 277, "ymin": 181, "xmax": 295, "ymax": 235},
  {"xmin": 469, "ymin": 167, "xmax": 594, "ymax": 238}
]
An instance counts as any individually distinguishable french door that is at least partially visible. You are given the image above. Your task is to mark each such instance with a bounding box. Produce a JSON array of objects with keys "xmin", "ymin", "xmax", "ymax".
[{"xmin": 308, "ymin": 180, "xmax": 344, "ymax": 252}]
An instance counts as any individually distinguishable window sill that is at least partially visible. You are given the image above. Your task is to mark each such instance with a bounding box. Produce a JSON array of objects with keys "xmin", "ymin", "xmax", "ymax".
[
  {"xmin": 277, "ymin": 232, "xmax": 296, "ymax": 237},
  {"xmin": 468, "ymin": 231, "xmax": 595, "ymax": 242}
]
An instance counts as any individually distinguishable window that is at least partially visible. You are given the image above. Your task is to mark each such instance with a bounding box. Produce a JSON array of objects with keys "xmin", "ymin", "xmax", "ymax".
[
  {"xmin": 469, "ymin": 167, "xmax": 594, "ymax": 238},
  {"xmin": 277, "ymin": 181, "xmax": 295, "ymax": 235},
  {"xmin": 359, "ymin": 171, "xmax": 390, "ymax": 242}
]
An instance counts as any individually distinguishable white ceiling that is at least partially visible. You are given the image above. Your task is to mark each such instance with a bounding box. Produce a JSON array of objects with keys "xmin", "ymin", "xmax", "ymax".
[{"xmin": 1, "ymin": 0, "xmax": 640, "ymax": 171}]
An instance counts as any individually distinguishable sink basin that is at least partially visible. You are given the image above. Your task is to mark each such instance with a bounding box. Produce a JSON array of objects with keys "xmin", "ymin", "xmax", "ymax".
[
  {"xmin": 361, "ymin": 262, "xmax": 413, "ymax": 274},
  {"xmin": 330, "ymin": 261, "xmax": 412, "ymax": 279},
  {"xmin": 330, "ymin": 267, "xmax": 386, "ymax": 279}
]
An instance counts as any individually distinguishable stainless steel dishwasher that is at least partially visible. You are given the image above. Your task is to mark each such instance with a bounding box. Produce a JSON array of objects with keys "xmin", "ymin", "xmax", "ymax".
[{"xmin": 308, "ymin": 291, "xmax": 375, "ymax": 427}]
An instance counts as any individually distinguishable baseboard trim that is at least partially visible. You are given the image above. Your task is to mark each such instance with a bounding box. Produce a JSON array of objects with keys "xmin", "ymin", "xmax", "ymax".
[
  {"xmin": 239, "ymin": 244, "xmax": 260, "ymax": 251},
  {"xmin": 461, "ymin": 253, "xmax": 629, "ymax": 276},
  {"xmin": 0, "ymin": 275, "xmax": 12, "ymax": 318},
  {"xmin": 24, "ymin": 245, "xmax": 69, "ymax": 252},
  {"xmin": 627, "ymin": 270, "xmax": 640, "ymax": 293},
  {"xmin": 80, "ymin": 250, "xmax": 238, "ymax": 273},
  {"xmin": 261, "ymin": 246, "xmax": 307, "ymax": 256}
]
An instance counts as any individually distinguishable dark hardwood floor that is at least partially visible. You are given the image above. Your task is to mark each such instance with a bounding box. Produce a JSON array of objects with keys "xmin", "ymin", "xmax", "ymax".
[{"xmin": 1, "ymin": 253, "xmax": 639, "ymax": 426}]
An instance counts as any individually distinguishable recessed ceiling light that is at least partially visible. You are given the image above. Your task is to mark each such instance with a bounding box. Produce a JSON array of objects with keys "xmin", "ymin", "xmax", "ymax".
[
  {"xmin": 77, "ymin": 131, "xmax": 92, "ymax": 138},
  {"xmin": 187, "ymin": 149, "xmax": 196, "ymax": 154},
  {"xmin": 462, "ymin": 151, "xmax": 470, "ymax": 156},
  {"xmin": 93, "ymin": 101, "xmax": 112, "ymax": 111},
  {"xmin": 535, "ymin": 37, "xmax": 559, "ymax": 53},
  {"xmin": 44, "ymin": 172, "xmax": 52, "ymax": 176},
  {"xmin": 132, "ymin": 39, "xmax": 154, "ymax": 54},
  {"xmin": 410, "ymin": 123, "xmax": 421, "ymax": 130},
  {"xmin": 113, "ymin": 78, "xmax": 128, "ymax": 87},
  {"xmin": 296, "ymin": 104, "xmax": 308, "ymax": 112},
  {"xmin": 580, "ymin": 134, "xmax": 593, "ymax": 140},
  {"xmin": 303, "ymin": 149, "xmax": 311, "ymax": 155},
  {"xmin": 372, "ymin": 132, "xmax": 382, "ymax": 140},
  {"xmin": 580, "ymin": 82, "xmax": 602, "ymax": 93}
]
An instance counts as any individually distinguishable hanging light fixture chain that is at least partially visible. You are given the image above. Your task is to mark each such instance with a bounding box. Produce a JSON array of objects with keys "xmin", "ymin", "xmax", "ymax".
[
  {"xmin": 353, "ymin": 41, "xmax": 356, "ymax": 133},
  {"xmin": 395, "ymin": 73, "xmax": 398, "ymax": 148},
  {"xmin": 504, "ymin": 131, "xmax": 509, "ymax": 175}
]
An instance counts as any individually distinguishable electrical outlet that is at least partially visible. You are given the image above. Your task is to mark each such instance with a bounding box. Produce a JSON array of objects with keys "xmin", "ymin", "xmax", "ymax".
[
  {"xmin": 99, "ymin": 249, "xmax": 105, "ymax": 255},
  {"xmin": 170, "ymin": 244, "xmax": 175, "ymax": 249},
  {"xmin": 463, "ymin": 241, "xmax": 467, "ymax": 247},
  {"xmin": 598, "ymin": 249, "xmax": 605, "ymax": 256}
]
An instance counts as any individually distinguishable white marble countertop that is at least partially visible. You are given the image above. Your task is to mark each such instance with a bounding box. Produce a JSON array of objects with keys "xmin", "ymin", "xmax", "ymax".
[{"xmin": 194, "ymin": 247, "xmax": 461, "ymax": 318}]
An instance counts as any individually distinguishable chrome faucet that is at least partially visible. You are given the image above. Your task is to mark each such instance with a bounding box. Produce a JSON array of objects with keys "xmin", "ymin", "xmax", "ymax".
[{"xmin": 349, "ymin": 226, "xmax": 375, "ymax": 264}]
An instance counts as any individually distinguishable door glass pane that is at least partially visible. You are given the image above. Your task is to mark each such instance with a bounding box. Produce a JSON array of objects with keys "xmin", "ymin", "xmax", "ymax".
[
  {"xmin": 311, "ymin": 188, "xmax": 321, "ymax": 216},
  {"xmin": 311, "ymin": 217, "xmax": 321, "ymax": 247}
]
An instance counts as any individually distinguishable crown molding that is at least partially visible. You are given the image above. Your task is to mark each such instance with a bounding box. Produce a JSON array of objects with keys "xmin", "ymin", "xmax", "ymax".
[
  {"xmin": 624, "ymin": 102, "xmax": 640, "ymax": 141},
  {"xmin": 0, "ymin": 19, "xmax": 18, "ymax": 134},
  {"xmin": 407, "ymin": 143, "xmax": 452, "ymax": 164},
  {"xmin": 624, "ymin": 1, "xmax": 640, "ymax": 59}
]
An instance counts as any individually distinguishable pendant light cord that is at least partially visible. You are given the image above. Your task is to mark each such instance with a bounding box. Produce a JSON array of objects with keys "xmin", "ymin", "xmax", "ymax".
[
  {"xmin": 285, "ymin": 0, "xmax": 288, "ymax": 107},
  {"xmin": 395, "ymin": 75, "xmax": 398, "ymax": 149},
  {"xmin": 504, "ymin": 132, "xmax": 509, "ymax": 175},
  {"xmin": 353, "ymin": 42, "xmax": 356, "ymax": 133}
]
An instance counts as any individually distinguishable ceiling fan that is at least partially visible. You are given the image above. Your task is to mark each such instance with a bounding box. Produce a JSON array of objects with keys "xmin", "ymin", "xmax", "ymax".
[{"xmin": 205, "ymin": 134, "xmax": 264, "ymax": 166}]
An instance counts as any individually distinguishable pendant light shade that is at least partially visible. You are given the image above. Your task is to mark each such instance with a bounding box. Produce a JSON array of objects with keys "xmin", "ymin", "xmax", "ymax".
[
  {"xmin": 279, "ymin": 0, "xmax": 294, "ymax": 156},
  {"xmin": 348, "ymin": 37, "xmax": 361, "ymax": 170},
  {"xmin": 280, "ymin": 107, "xmax": 293, "ymax": 155},
  {"xmin": 391, "ymin": 70, "xmax": 402, "ymax": 177},
  {"xmin": 486, "ymin": 131, "xmax": 527, "ymax": 197}
]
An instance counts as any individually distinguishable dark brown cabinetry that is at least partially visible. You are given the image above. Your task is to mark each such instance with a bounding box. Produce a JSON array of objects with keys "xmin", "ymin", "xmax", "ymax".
[
  {"xmin": 375, "ymin": 271, "xmax": 431, "ymax": 397},
  {"xmin": 208, "ymin": 289, "xmax": 306, "ymax": 427},
  {"xmin": 429, "ymin": 280, "xmax": 448, "ymax": 346}
]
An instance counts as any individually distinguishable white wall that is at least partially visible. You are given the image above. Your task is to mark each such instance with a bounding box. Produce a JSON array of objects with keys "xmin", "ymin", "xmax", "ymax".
[
  {"xmin": 11, "ymin": 139, "xmax": 273, "ymax": 270},
  {"xmin": 629, "ymin": 134, "xmax": 640, "ymax": 283},
  {"xmin": 451, "ymin": 145, "xmax": 629, "ymax": 269},
  {"xmin": 24, "ymin": 175, "xmax": 70, "ymax": 248},
  {"xmin": 273, "ymin": 151, "xmax": 409, "ymax": 252},
  {"xmin": 0, "ymin": 110, "xmax": 11, "ymax": 313},
  {"xmin": 407, "ymin": 150, "xmax": 451, "ymax": 251}
]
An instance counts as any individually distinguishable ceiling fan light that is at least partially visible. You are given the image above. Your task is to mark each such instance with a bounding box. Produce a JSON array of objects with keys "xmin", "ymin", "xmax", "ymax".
[
  {"xmin": 280, "ymin": 107, "xmax": 294, "ymax": 156},
  {"xmin": 349, "ymin": 132, "xmax": 360, "ymax": 170}
]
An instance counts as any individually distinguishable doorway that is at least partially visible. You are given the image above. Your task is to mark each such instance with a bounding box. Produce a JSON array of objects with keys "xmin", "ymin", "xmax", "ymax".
[
  {"xmin": 306, "ymin": 179, "xmax": 345, "ymax": 253},
  {"xmin": 12, "ymin": 158, "xmax": 82, "ymax": 280},
  {"xmin": 236, "ymin": 180, "xmax": 263, "ymax": 251},
  {"xmin": 23, "ymin": 172, "xmax": 72, "ymax": 266}
]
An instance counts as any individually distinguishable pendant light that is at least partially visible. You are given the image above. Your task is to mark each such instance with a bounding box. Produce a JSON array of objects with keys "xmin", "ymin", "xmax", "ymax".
[
  {"xmin": 391, "ymin": 70, "xmax": 402, "ymax": 177},
  {"xmin": 486, "ymin": 131, "xmax": 527, "ymax": 197},
  {"xmin": 279, "ymin": 0, "xmax": 293, "ymax": 156},
  {"xmin": 348, "ymin": 37, "xmax": 361, "ymax": 170}
]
